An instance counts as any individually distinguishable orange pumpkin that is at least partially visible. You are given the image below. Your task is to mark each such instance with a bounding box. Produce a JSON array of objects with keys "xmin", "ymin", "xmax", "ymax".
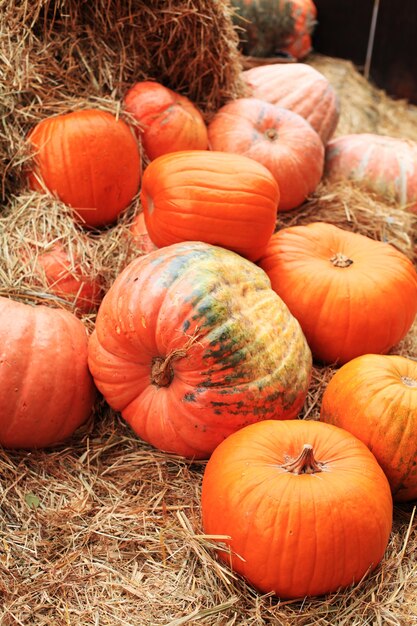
[
  {"xmin": 129, "ymin": 212, "xmax": 158, "ymax": 255},
  {"xmin": 201, "ymin": 419, "xmax": 393, "ymax": 598},
  {"xmin": 124, "ymin": 81, "xmax": 208, "ymax": 160},
  {"xmin": 0, "ymin": 296, "xmax": 95, "ymax": 448},
  {"xmin": 243, "ymin": 63, "xmax": 340, "ymax": 145},
  {"xmin": 258, "ymin": 222, "xmax": 417, "ymax": 364},
  {"xmin": 325, "ymin": 133, "xmax": 417, "ymax": 213},
  {"xmin": 34, "ymin": 243, "xmax": 103, "ymax": 313},
  {"xmin": 321, "ymin": 354, "xmax": 417, "ymax": 502},
  {"xmin": 140, "ymin": 150, "xmax": 279, "ymax": 261},
  {"xmin": 208, "ymin": 97, "xmax": 324, "ymax": 211},
  {"xmin": 27, "ymin": 109, "xmax": 141, "ymax": 228},
  {"xmin": 87, "ymin": 242, "xmax": 312, "ymax": 459}
]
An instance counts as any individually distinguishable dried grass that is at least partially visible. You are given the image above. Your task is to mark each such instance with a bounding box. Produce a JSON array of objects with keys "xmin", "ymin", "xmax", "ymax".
[{"xmin": 1, "ymin": 3, "xmax": 417, "ymax": 624}]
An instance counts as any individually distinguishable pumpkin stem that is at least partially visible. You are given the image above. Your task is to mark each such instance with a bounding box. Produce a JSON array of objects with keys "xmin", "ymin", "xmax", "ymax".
[
  {"xmin": 330, "ymin": 252, "xmax": 353, "ymax": 268},
  {"xmin": 264, "ymin": 128, "xmax": 278, "ymax": 142},
  {"xmin": 151, "ymin": 327, "xmax": 202, "ymax": 388},
  {"xmin": 280, "ymin": 444, "xmax": 324, "ymax": 475},
  {"xmin": 402, "ymin": 376, "xmax": 417, "ymax": 388}
]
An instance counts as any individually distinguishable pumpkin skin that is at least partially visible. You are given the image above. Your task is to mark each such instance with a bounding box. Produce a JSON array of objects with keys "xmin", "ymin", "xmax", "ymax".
[
  {"xmin": 231, "ymin": 0, "xmax": 317, "ymax": 59},
  {"xmin": 129, "ymin": 212, "xmax": 158, "ymax": 255},
  {"xmin": 0, "ymin": 296, "xmax": 95, "ymax": 448},
  {"xmin": 27, "ymin": 109, "xmax": 141, "ymax": 228},
  {"xmin": 124, "ymin": 81, "xmax": 208, "ymax": 161},
  {"xmin": 34, "ymin": 243, "xmax": 103, "ymax": 313},
  {"xmin": 325, "ymin": 134, "xmax": 417, "ymax": 213},
  {"xmin": 140, "ymin": 150, "xmax": 279, "ymax": 262},
  {"xmin": 258, "ymin": 222, "xmax": 417, "ymax": 364},
  {"xmin": 321, "ymin": 354, "xmax": 417, "ymax": 502},
  {"xmin": 207, "ymin": 98, "xmax": 324, "ymax": 211},
  {"xmin": 243, "ymin": 63, "xmax": 340, "ymax": 145},
  {"xmin": 87, "ymin": 241, "xmax": 312, "ymax": 459},
  {"xmin": 201, "ymin": 419, "xmax": 393, "ymax": 598}
]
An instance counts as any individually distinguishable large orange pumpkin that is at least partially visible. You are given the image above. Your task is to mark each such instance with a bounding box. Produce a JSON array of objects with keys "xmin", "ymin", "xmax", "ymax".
[
  {"xmin": 27, "ymin": 109, "xmax": 141, "ymax": 228},
  {"xmin": 0, "ymin": 296, "xmax": 95, "ymax": 448},
  {"xmin": 325, "ymin": 133, "xmax": 417, "ymax": 213},
  {"xmin": 321, "ymin": 354, "xmax": 417, "ymax": 502},
  {"xmin": 124, "ymin": 81, "xmax": 208, "ymax": 160},
  {"xmin": 201, "ymin": 419, "xmax": 393, "ymax": 598},
  {"xmin": 140, "ymin": 150, "xmax": 279, "ymax": 261},
  {"xmin": 207, "ymin": 97, "xmax": 324, "ymax": 211},
  {"xmin": 258, "ymin": 222, "xmax": 417, "ymax": 364},
  {"xmin": 242, "ymin": 63, "xmax": 340, "ymax": 145},
  {"xmin": 129, "ymin": 212, "xmax": 158, "ymax": 255},
  {"xmin": 87, "ymin": 241, "xmax": 312, "ymax": 459}
]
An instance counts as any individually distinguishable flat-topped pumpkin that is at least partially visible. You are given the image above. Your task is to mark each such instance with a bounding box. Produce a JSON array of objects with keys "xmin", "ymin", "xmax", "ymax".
[{"xmin": 88, "ymin": 241, "xmax": 312, "ymax": 458}]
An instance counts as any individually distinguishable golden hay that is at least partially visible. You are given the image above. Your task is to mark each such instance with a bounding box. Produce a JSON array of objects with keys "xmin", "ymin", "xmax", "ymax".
[{"xmin": 1, "ymin": 2, "xmax": 417, "ymax": 622}]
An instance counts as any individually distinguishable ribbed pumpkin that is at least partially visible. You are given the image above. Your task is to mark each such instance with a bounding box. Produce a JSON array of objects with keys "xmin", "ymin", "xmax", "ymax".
[
  {"xmin": 325, "ymin": 134, "xmax": 417, "ymax": 212},
  {"xmin": 321, "ymin": 354, "xmax": 417, "ymax": 502},
  {"xmin": 231, "ymin": 0, "xmax": 317, "ymax": 59},
  {"xmin": 87, "ymin": 242, "xmax": 312, "ymax": 459},
  {"xmin": 0, "ymin": 297, "xmax": 95, "ymax": 448},
  {"xmin": 124, "ymin": 81, "xmax": 208, "ymax": 161},
  {"xmin": 243, "ymin": 63, "xmax": 340, "ymax": 145},
  {"xmin": 207, "ymin": 97, "xmax": 324, "ymax": 211},
  {"xmin": 258, "ymin": 222, "xmax": 417, "ymax": 364},
  {"xmin": 27, "ymin": 109, "xmax": 141, "ymax": 228},
  {"xmin": 140, "ymin": 150, "xmax": 280, "ymax": 262},
  {"xmin": 201, "ymin": 419, "xmax": 393, "ymax": 598},
  {"xmin": 34, "ymin": 243, "xmax": 103, "ymax": 313},
  {"xmin": 130, "ymin": 212, "xmax": 158, "ymax": 255}
]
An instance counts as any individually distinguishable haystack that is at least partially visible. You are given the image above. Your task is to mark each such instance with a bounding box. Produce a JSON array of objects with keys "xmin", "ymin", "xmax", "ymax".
[{"xmin": 1, "ymin": 1, "xmax": 417, "ymax": 623}]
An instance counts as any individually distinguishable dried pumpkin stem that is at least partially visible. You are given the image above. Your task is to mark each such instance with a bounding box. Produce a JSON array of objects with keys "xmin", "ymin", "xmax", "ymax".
[
  {"xmin": 264, "ymin": 128, "xmax": 279, "ymax": 142},
  {"xmin": 151, "ymin": 327, "xmax": 201, "ymax": 387},
  {"xmin": 402, "ymin": 376, "xmax": 417, "ymax": 388},
  {"xmin": 330, "ymin": 252, "xmax": 353, "ymax": 268},
  {"xmin": 280, "ymin": 444, "xmax": 324, "ymax": 475}
]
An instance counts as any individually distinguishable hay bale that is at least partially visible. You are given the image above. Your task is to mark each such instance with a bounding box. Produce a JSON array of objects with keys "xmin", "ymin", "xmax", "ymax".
[{"xmin": 0, "ymin": 0, "xmax": 245, "ymax": 200}]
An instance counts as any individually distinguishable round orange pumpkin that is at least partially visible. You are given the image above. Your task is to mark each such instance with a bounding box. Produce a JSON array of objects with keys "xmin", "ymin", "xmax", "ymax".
[
  {"xmin": 124, "ymin": 81, "xmax": 208, "ymax": 160},
  {"xmin": 34, "ymin": 243, "xmax": 103, "ymax": 313},
  {"xmin": 258, "ymin": 222, "xmax": 417, "ymax": 364},
  {"xmin": 140, "ymin": 150, "xmax": 280, "ymax": 261},
  {"xmin": 0, "ymin": 296, "xmax": 95, "ymax": 448},
  {"xmin": 321, "ymin": 354, "xmax": 417, "ymax": 502},
  {"xmin": 201, "ymin": 419, "xmax": 393, "ymax": 598},
  {"xmin": 242, "ymin": 63, "xmax": 340, "ymax": 145},
  {"xmin": 27, "ymin": 109, "xmax": 141, "ymax": 228},
  {"xmin": 87, "ymin": 241, "xmax": 312, "ymax": 459},
  {"xmin": 207, "ymin": 97, "xmax": 324, "ymax": 211},
  {"xmin": 325, "ymin": 133, "xmax": 417, "ymax": 213}
]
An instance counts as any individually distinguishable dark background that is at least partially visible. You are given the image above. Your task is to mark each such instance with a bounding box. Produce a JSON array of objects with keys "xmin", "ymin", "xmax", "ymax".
[{"xmin": 312, "ymin": 0, "xmax": 417, "ymax": 104}]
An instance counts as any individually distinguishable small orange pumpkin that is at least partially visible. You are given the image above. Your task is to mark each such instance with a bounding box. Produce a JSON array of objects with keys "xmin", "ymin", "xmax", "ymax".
[
  {"xmin": 27, "ymin": 109, "xmax": 141, "ymax": 228},
  {"xmin": 129, "ymin": 212, "xmax": 158, "ymax": 255},
  {"xmin": 321, "ymin": 354, "xmax": 417, "ymax": 502},
  {"xmin": 208, "ymin": 97, "xmax": 324, "ymax": 211},
  {"xmin": 34, "ymin": 243, "xmax": 103, "ymax": 313},
  {"xmin": 201, "ymin": 419, "xmax": 392, "ymax": 598},
  {"xmin": 258, "ymin": 222, "xmax": 417, "ymax": 364},
  {"xmin": 124, "ymin": 81, "xmax": 208, "ymax": 160},
  {"xmin": 140, "ymin": 150, "xmax": 279, "ymax": 261}
]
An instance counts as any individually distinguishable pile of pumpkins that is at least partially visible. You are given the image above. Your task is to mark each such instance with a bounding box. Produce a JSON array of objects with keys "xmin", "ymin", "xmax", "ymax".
[{"xmin": 2, "ymin": 58, "xmax": 417, "ymax": 601}]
